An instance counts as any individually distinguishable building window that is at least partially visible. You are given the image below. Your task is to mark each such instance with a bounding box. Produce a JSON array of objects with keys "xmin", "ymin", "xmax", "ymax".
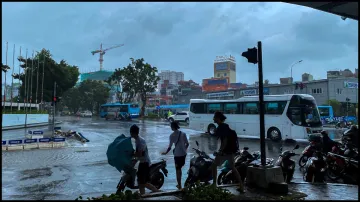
[
  {"xmin": 337, "ymin": 88, "xmax": 342, "ymax": 94},
  {"xmin": 312, "ymin": 88, "xmax": 323, "ymax": 94},
  {"xmin": 224, "ymin": 73, "xmax": 227, "ymax": 76},
  {"xmin": 217, "ymin": 74, "xmax": 220, "ymax": 77}
]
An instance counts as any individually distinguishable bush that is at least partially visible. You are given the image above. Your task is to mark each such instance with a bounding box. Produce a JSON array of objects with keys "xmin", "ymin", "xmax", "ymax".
[
  {"xmin": 75, "ymin": 190, "xmax": 141, "ymax": 201},
  {"xmin": 183, "ymin": 181, "xmax": 234, "ymax": 200},
  {"xmin": 145, "ymin": 113, "xmax": 159, "ymax": 119}
]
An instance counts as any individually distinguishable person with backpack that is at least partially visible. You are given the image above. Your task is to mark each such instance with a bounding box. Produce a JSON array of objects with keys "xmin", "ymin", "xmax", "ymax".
[
  {"xmin": 211, "ymin": 111, "xmax": 245, "ymax": 193},
  {"xmin": 161, "ymin": 122, "xmax": 189, "ymax": 190}
]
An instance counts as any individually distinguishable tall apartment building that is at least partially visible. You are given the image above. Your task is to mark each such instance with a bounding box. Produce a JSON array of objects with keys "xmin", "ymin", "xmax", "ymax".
[
  {"xmin": 213, "ymin": 55, "xmax": 236, "ymax": 83},
  {"xmin": 158, "ymin": 70, "xmax": 184, "ymax": 89}
]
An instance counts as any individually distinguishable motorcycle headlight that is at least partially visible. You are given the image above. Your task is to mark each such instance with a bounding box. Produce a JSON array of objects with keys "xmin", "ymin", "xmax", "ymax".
[{"xmin": 320, "ymin": 168, "xmax": 326, "ymax": 172}]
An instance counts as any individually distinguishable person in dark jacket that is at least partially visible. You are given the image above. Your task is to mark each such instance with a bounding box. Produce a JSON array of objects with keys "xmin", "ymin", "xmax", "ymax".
[
  {"xmin": 321, "ymin": 130, "xmax": 338, "ymax": 153},
  {"xmin": 211, "ymin": 111, "xmax": 245, "ymax": 193}
]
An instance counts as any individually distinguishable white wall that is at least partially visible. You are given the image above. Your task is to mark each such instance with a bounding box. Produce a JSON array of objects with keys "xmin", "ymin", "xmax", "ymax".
[{"xmin": 2, "ymin": 114, "xmax": 49, "ymax": 127}]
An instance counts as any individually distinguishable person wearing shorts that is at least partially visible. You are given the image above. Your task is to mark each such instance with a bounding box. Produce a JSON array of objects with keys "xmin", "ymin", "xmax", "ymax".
[
  {"xmin": 162, "ymin": 122, "xmax": 189, "ymax": 190},
  {"xmin": 211, "ymin": 111, "xmax": 245, "ymax": 193},
  {"xmin": 130, "ymin": 124, "xmax": 160, "ymax": 195}
]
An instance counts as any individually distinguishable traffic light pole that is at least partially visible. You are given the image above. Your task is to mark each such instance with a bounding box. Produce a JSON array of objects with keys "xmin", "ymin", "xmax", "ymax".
[
  {"xmin": 257, "ymin": 41, "xmax": 266, "ymax": 167},
  {"xmin": 53, "ymin": 81, "xmax": 56, "ymax": 137}
]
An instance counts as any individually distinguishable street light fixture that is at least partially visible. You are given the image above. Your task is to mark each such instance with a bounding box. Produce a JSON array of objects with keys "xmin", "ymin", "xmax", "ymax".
[{"xmin": 290, "ymin": 60, "xmax": 303, "ymax": 84}]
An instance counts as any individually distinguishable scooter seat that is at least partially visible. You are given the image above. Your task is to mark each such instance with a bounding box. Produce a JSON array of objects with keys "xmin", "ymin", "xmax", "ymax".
[{"xmin": 150, "ymin": 161, "xmax": 163, "ymax": 168}]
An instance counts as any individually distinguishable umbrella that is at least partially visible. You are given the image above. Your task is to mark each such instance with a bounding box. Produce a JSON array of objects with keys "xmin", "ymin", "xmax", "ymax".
[{"xmin": 107, "ymin": 134, "xmax": 134, "ymax": 173}]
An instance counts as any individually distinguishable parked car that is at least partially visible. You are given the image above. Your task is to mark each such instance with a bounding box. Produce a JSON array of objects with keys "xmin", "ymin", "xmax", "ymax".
[
  {"xmin": 168, "ymin": 111, "xmax": 189, "ymax": 124},
  {"xmin": 80, "ymin": 111, "xmax": 92, "ymax": 117}
]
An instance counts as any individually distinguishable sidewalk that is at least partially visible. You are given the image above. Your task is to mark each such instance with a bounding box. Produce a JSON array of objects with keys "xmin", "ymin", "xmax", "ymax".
[
  {"xmin": 141, "ymin": 183, "xmax": 359, "ymax": 201},
  {"xmin": 2, "ymin": 122, "xmax": 62, "ymax": 131}
]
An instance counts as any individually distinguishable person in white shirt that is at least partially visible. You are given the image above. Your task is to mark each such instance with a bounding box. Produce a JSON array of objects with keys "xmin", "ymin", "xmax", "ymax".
[
  {"xmin": 162, "ymin": 122, "xmax": 189, "ymax": 190},
  {"xmin": 130, "ymin": 124, "xmax": 160, "ymax": 195}
]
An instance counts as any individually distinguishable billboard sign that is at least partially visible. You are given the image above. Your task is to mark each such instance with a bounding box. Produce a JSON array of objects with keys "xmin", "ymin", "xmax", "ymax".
[
  {"xmin": 240, "ymin": 88, "xmax": 269, "ymax": 96},
  {"xmin": 215, "ymin": 62, "xmax": 228, "ymax": 71},
  {"xmin": 207, "ymin": 91, "xmax": 234, "ymax": 99},
  {"xmin": 241, "ymin": 89, "xmax": 257, "ymax": 96},
  {"xmin": 344, "ymin": 81, "xmax": 358, "ymax": 89}
]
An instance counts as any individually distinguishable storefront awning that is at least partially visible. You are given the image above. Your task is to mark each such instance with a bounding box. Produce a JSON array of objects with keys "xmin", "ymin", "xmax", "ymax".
[{"xmin": 284, "ymin": 2, "xmax": 358, "ymax": 21}]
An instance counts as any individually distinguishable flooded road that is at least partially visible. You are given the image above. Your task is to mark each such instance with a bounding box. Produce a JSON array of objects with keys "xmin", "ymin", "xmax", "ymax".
[{"xmin": 2, "ymin": 116, "xmax": 346, "ymax": 200}]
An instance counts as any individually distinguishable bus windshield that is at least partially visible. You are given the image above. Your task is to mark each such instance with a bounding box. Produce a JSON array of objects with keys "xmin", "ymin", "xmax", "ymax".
[
  {"xmin": 318, "ymin": 107, "xmax": 330, "ymax": 117},
  {"xmin": 286, "ymin": 95, "xmax": 322, "ymax": 127}
]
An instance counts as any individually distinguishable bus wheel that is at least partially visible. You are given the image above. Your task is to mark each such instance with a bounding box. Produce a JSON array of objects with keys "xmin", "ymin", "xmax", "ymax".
[
  {"xmin": 267, "ymin": 127, "xmax": 281, "ymax": 142},
  {"xmin": 208, "ymin": 124, "xmax": 216, "ymax": 136}
]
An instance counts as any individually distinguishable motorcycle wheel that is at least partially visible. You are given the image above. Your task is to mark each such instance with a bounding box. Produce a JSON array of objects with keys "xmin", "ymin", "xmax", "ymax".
[
  {"xmin": 298, "ymin": 156, "xmax": 308, "ymax": 168},
  {"xmin": 326, "ymin": 164, "xmax": 342, "ymax": 181},
  {"xmin": 150, "ymin": 172, "xmax": 165, "ymax": 189},
  {"xmin": 217, "ymin": 172, "xmax": 226, "ymax": 185}
]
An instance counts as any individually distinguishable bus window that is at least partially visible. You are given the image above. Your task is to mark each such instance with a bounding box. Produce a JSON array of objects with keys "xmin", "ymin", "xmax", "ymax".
[
  {"xmin": 101, "ymin": 106, "xmax": 108, "ymax": 112},
  {"xmin": 130, "ymin": 104, "xmax": 139, "ymax": 108},
  {"xmin": 120, "ymin": 105, "xmax": 129, "ymax": 112},
  {"xmin": 243, "ymin": 102, "xmax": 258, "ymax": 114},
  {"xmin": 287, "ymin": 95, "xmax": 321, "ymax": 127},
  {"xmin": 224, "ymin": 103, "xmax": 240, "ymax": 114},
  {"xmin": 190, "ymin": 103, "xmax": 207, "ymax": 114},
  {"xmin": 318, "ymin": 107, "xmax": 329, "ymax": 116},
  {"xmin": 265, "ymin": 101, "xmax": 287, "ymax": 114},
  {"xmin": 207, "ymin": 103, "xmax": 223, "ymax": 114}
]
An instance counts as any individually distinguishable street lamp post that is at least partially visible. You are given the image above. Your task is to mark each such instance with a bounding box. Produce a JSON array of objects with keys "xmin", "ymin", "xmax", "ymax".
[{"xmin": 290, "ymin": 60, "xmax": 303, "ymax": 84}]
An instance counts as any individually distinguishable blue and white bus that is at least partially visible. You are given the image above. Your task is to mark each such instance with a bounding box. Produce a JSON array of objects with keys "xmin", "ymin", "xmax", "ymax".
[
  {"xmin": 318, "ymin": 106, "xmax": 334, "ymax": 121},
  {"xmin": 100, "ymin": 103, "xmax": 140, "ymax": 119}
]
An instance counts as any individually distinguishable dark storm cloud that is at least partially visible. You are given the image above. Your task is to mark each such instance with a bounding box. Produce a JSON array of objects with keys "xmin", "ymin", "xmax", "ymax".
[{"xmin": 2, "ymin": 2, "xmax": 358, "ymax": 85}]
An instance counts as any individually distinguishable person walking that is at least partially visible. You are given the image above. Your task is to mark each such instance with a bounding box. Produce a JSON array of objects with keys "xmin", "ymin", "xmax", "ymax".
[
  {"xmin": 129, "ymin": 124, "xmax": 160, "ymax": 195},
  {"xmin": 211, "ymin": 111, "xmax": 245, "ymax": 193},
  {"xmin": 162, "ymin": 122, "xmax": 189, "ymax": 190}
]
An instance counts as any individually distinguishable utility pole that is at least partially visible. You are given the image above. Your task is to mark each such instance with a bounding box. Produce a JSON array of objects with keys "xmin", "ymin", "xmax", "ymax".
[
  {"xmin": 30, "ymin": 51, "xmax": 34, "ymax": 114},
  {"xmin": 53, "ymin": 81, "xmax": 56, "ymax": 137},
  {"xmin": 241, "ymin": 41, "xmax": 266, "ymax": 166},
  {"xmin": 10, "ymin": 44, "xmax": 15, "ymax": 113},
  {"xmin": 41, "ymin": 52, "xmax": 45, "ymax": 111}
]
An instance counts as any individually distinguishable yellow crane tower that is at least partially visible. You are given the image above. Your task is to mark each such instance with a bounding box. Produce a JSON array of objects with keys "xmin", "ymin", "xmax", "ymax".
[{"xmin": 91, "ymin": 43, "xmax": 124, "ymax": 71}]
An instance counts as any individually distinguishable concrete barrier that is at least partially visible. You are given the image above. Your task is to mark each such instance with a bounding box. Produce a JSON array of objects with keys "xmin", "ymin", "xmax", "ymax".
[
  {"xmin": 53, "ymin": 138, "xmax": 66, "ymax": 148},
  {"xmin": 23, "ymin": 139, "xmax": 39, "ymax": 150},
  {"xmin": 7, "ymin": 140, "xmax": 24, "ymax": 151},
  {"xmin": 2, "ymin": 114, "xmax": 49, "ymax": 127},
  {"xmin": 2, "ymin": 140, "xmax": 7, "ymax": 151},
  {"xmin": 38, "ymin": 138, "xmax": 53, "ymax": 148}
]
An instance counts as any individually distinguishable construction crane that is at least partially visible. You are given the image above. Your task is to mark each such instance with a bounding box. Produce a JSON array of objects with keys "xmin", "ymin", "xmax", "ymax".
[{"xmin": 91, "ymin": 43, "xmax": 124, "ymax": 71}]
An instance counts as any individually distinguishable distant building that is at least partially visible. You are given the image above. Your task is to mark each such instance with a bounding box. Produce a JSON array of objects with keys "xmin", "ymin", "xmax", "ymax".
[
  {"xmin": 158, "ymin": 70, "xmax": 184, "ymax": 90},
  {"xmin": 302, "ymin": 73, "xmax": 314, "ymax": 82},
  {"xmin": 213, "ymin": 55, "xmax": 236, "ymax": 83},
  {"xmin": 202, "ymin": 77, "xmax": 229, "ymax": 92},
  {"xmin": 327, "ymin": 69, "xmax": 356, "ymax": 79},
  {"xmin": 280, "ymin": 77, "xmax": 293, "ymax": 84}
]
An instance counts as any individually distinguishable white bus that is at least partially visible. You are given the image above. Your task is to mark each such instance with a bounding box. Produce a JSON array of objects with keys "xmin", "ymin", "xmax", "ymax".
[{"xmin": 189, "ymin": 94, "xmax": 323, "ymax": 141}]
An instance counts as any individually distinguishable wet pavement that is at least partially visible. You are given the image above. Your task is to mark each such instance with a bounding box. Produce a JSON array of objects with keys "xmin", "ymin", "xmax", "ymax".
[{"xmin": 2, "ymin": 116, "xmax": 355, "ymax": 200}]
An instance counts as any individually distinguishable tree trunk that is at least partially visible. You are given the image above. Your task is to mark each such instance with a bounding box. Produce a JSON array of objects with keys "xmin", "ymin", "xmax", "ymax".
[{"xmin": 140, "ymin": 94, "xmax": 146, "ymax": 117}]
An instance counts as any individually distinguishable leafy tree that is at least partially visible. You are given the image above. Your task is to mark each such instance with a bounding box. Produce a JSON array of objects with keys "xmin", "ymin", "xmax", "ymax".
[
  {"xmin": 12, "ymin": 49, "xmax": 79, "ymax": 102},
  {"xmin": 264, "ymin": 79, "xmax": 269, "ymax": 85},
  {"xmin": 326, "ymin": 99, "xmax": 342, "ymax": 116},
  {"xmin": 77, "ymin": 80, "xmax": 110, "ymax": 113},
  {"xmin": 62, "ymin": 87, "xmax": 82, "ymax": 114},
  {"xmin": 106, "ymin": 72, "xmax": 136, "ymax": 104},
  {"xmin": 1, "ymin": 63, "xmax": 10, "ymax": 72},
  {"xmin": 109, "ymin": 58, "xmax": 160, "ymax": 117}
]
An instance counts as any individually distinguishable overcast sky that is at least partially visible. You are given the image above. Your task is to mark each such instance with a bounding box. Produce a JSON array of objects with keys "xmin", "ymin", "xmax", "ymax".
[{"xmin": 2, "ymin": 2, "xmax": 358, "ymax": 85}]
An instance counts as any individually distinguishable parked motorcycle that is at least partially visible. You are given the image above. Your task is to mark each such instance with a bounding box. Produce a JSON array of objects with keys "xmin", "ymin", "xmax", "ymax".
[
  {"xmin": 299, "ymin": 141, "xmax": 318, "ymax": 168},
  {"xmin": 275, "ymin": 145, "xmax": 299, "ymax": 183},
  {"xmin": 303, "ymin": 151, "xmax": 327, "ymax": 183},
  {"xmin": 341, "ymin": 126, "xmax": 359, "ymax": 149},
  {"xmin": 184, "ymin": 141, "xmax": 214, "ymax": 186},
  {"xmin": 217, "ymin": 147, "xmax": 273, "ymax": 185},
  {"xmin": 335, "ymin": 120, "xmax": 352, "ymax": 129},
  {"xmin": 116, "ymin": 159, "xmax": 168, "ymax": 194}
]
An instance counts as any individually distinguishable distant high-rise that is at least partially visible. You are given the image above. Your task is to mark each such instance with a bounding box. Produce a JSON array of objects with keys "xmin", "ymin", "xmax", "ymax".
[
  {"xmin": 213, "ymin": 55, "xmax": 236, "ymax": 83},
  {"xmin": 280, "ymin": 77, "xmax": 293, "ymax": 84},
  {"xmin": 158, "ymin": 70, "xmax": 184, "ymax": 89},
  {"xmin": 302, "ymin": 73, "xmax": 314, "ymax": 82}
]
